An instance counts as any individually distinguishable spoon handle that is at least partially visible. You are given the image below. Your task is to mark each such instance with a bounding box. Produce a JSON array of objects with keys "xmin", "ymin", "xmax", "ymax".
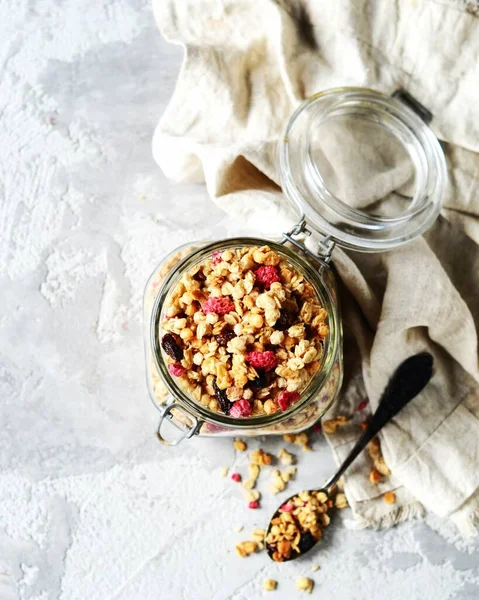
[{"xmin": 322, "ymin": 352, "xmax": 433, "ymax": 491}]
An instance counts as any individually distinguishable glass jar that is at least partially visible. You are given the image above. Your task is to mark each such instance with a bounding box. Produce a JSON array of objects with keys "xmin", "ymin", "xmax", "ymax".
[{"xmin": 144, "ymin": 88, "xmax": 447, "ymax": 444}]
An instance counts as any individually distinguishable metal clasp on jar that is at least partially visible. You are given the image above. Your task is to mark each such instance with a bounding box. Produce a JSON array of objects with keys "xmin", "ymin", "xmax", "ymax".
[
  {"xmin": 156, "ymin": 398, "xmax": 202, "ymax": 446},
  {"xmin": 281, "ymin": 218, "xmax": 335, "ymax": 265}
]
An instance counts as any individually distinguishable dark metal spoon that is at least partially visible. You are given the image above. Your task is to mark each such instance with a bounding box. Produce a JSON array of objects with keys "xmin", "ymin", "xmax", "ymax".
[{"xmin": 266, "ymin": 352, "xmax": 434, "ymax": 562}]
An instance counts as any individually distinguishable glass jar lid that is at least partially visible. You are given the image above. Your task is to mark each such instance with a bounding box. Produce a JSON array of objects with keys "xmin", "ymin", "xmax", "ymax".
[{"xmin": 280, "ymin": 88, "xmax": 447, "ymax": 252}]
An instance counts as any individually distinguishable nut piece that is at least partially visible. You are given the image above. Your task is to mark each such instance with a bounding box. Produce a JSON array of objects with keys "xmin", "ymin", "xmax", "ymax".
[
  {"xmin": 263, "ymin": 579, "xmax": 278, "ymax": 591},
  {"xmin": 235, "ymin": 525, "xmax": 244, "ymax": 532},
  {"xmin": 235, "ymin": 540, "xmax": 259, "ymax": 557},
  {"xmin": 296, "ymin": 577, "xmax": 314, "ymax": 593},
  {"xmin": 278, "ymin": 448, "xmax": 295, "ymax": 466},
  {"xmin": 242, "ymin": 478, "xmax": 255, "ymax": 490},
  {"xmin": 234, "ymin": 439, "xmax": 247, "ymax": 452},
  {"xmin": 311, "ymin": 564, "xmax": 320, "ymax": 572},
  {"xmin": 384, "ymin": 491, "xmax": 397, "ymax": 504},
  {"xmin": 369, "ymin": 469, "xmax": 382, "ymax": 484},
  {"xmin": 220, "ymin": 466, "xmax": 229, "ymax": 478}
]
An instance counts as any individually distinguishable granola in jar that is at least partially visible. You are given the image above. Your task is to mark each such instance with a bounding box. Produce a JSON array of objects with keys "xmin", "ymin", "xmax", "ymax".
[{"xmin": 159, "ymin": 245, "xmax": 329, "ymax": 418}]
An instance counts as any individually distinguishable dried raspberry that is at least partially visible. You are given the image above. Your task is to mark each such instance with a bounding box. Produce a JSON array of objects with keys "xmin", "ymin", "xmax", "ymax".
[
  {"xmin": 202, "ymin": 297, "xmax": 235, "ymax": 315},
  {"xmin": 313, "ymin": 423, "xmax": 322, "ymax": 432},
  {"xmin": 245, "ymin": 351, "xmax": 277, "ymax": 372},
  {"xmin": 255, "ymin": 265, "xmax": 280, "ymax": 288},
  {"xmin": 280, "ymin": 503, "xmax": 294, "ymax": 512},
  {"xmin": 161, "ymin": 333, "xmax": 183, "ymax": 361},
  {"xmin": 278, "ymin": 391, "xmax": 300, "ymax": 412},
  {"xmin": 167, "ymin": 363, "xmax": 185, "ymax": 377},
  {"xmin": 230, "ymin": 399, "xmax": 253, "ymax": 418},
  {"xmin": 356, "ymin": 400, "xmax": 368, "ymax": 412},
  {"xmin": 248, "ymin": 500, "xmax": 259, "ymax": 509},
  {"xmin": 211, "ymin": 250, "xmax": 223, "ymax": 265},
  {"xmin": 231, "ymin": 473, "xmax": 242, "ymax": 482}
]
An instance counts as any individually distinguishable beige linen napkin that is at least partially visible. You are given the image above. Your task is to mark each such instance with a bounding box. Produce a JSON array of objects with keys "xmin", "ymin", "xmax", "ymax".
[{"xmin": 152, "ymin": 0, "xmax": 479, "ymax": 534}]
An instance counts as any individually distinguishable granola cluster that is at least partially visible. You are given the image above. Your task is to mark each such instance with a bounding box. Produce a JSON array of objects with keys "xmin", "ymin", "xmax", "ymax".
[
  {"xmin": 159, "ymin": 245, "xmax": 328, "ymax": 417},
  {"xmin": 265, "ymin": 490, "xmax": 333, "ymax": 562}
]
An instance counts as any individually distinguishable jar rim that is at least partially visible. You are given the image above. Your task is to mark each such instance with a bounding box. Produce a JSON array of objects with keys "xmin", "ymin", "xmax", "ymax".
[
  {"xmin": 149, "ymin": 238, "xmax": 341, "ymax": 428},
  {"xmin": 280, "ymin": 87, "xmax": 447, "ymax": 252}
]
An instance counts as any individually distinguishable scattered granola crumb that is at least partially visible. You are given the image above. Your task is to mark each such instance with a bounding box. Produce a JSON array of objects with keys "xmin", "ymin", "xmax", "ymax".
[
  {"xmin": 283, "ymin": 432, "xmax": 311, "ymax": 450},
  {"xmin": 296, "ymin": 577, "xmax": 314, "ymax": 593},
  {"xmin": 369, "ymin": 469, "xmax": 382, "ymax": 484},
  {"xmin": 242, "ymin": 478, "xmax": 255, "ymax": 490},
  {"xmin": 236, "ymin": 540, "xmax": 258, "ymax": 557},
  {"xmin": 322, "ymin": 415, "xmax": 350, "ymax": 434},
  {"xmin": 278, "ymin": 448, "xmax": 295, "ymax": 465},
  {"xmin": 244, "ymin": 489, "xmax": 261, "ymax": 502},
  {"xmin": 249, "ymin": 463, "xmax": 260, "ymax": 480},
  {"xmin": 220, "ymin": 466, "xmax": 229, "ymax": 478},
  {"xmin": 235, "ymin": 525, "xmax": 244, "ymax": 532},
  {"xmin": 311, "ymin": 564, "xmax": 320, "ymax": 572},
  {"xmin": 384, "ymin": 491, "xmax": 397, "ymax": 504},
  {"xmin": 250, "ymin": 448, "xmax": 273, "ymax": 466},
  {"xmin": 367, "ymin": 438, "xmax": 381, "ymax": 459},
  {"xmin": 269, "ymin": 469, "xmax": 287, "ymax": 494},
  {"xmin": 233, "ymin": 439, "xmax": 248, "ymax": 452},
  {"xmin": 252, "ymin": 528, "xmax": 266, "ymax": 542},
  {"xmin": 263, "ymin": 579, "xmax": 278, "ymax": 591},
  {"xmin": 335, "ymin": 492, "xmax": 349, "ymax": 509},
  {"xmin": 374, "ymin": 455, "xmax": 392, "ymax": 476}
]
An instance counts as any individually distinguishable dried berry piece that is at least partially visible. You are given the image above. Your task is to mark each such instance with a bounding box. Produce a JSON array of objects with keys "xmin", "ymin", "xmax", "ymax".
[
  {"xmin": 213, "ymin": 378, "xmax": 232, "ymax": 415},
  {"xmin": 193, "ymin": 270, "xmax": 206, "ymax": 282},
  {"xmin": 161, "ymin": 333, "xmax": 183, "ymax": 361},
  {"xmin": 298, "ymin": 531, "xmax": 316, "ymax": 554},
  {"xmin": 275, "ymin": 309, "xmax": 294, "ymax": 331},
  {"xmin": 246, "ymin": 351, "xmax": 277, "ymax": 371},
  {"xmin": 255, "ymin": 265, "xmax": 280, "ymax": 288},
  {"xmin": 202, "ymin": 297, "xmax": 235, "ymax": 315},
  {"xmin": 248, "ymin": 500, "xmax": 259, "ymax": 509},
  {"xmin": 278, "ymin": 391, "xmax": 300, "ymax": 411},
  {"xmin": 211, "ymin": 250, "xmax": 223, "ymax": 265},
  {"xmin": 230, "ymin": 399, "xmax": 253, "ymax": 418},
  {"xmin": 231, "ymin": 473, "xmax": 242, "ymax": 482},
  {"xmin": 167, "ymin": 363, "xmax": 185, "ymax": 377},
  {"xmin": 250, "ymin": 370, "xmax": 268, "ymax": 388},
  {"xmin": 356, "ymin": 400, "xmax": 368, "ymax": 411},
  {"xmin": 215, "ymin": 328, "xmax": 236, "ymax": 346}
]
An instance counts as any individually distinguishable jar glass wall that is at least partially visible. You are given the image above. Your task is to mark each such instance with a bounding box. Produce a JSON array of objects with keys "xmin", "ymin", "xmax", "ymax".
[{"xmin": 144, "ymin": 239, "xmax": 342, "ymax": 441}]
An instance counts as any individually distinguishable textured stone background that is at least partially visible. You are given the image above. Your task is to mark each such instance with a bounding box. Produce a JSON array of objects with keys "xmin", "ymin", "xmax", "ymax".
[{"xmin": 1, "ymin": 1, "xmax": 479, "ymax": 598}]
